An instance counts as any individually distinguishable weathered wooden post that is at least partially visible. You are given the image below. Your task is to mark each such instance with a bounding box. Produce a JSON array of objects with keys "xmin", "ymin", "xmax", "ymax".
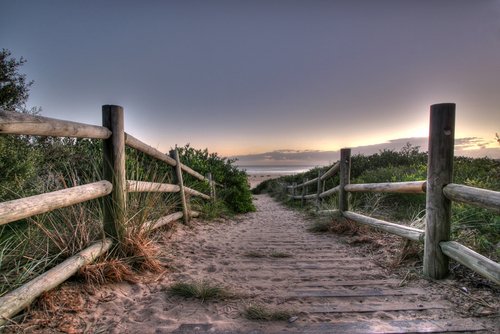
[
  {"xmin": 301, "ymin": 179, "xmax": 307, "ymax": 207},
  {"xmin": 423, "ymin": 103, "xmax": 455, "ymax": 279},
  {"xmin": 207, "ymin": 172, "xmax": 216, "ymax": 202},
  {"xmin": 170, "ymin": 148, "xmax": 190, "ymax": 224},
  {"xmin": 291, "ymin": 182, "xmax": 297, "ymax": 201},
  {"xmin": 102, "ymin": 105, "xmax": 127, "ymax": 240},
  {"xmin": 339, "ymin": 148, "xmax": 351, "ymax": 212},
  {"xmin": 316, "ymin": 170, "xmax": 322, "ymax": 211}
]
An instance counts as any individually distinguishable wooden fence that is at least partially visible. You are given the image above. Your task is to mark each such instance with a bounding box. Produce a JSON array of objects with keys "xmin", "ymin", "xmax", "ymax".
[
  {"xmin": 0, "ymin": 105, "xmax": 216, "ymax": 325},
  {"xmin": 286, "ymin": 103, "xmax": 500, "ymax": 286}
]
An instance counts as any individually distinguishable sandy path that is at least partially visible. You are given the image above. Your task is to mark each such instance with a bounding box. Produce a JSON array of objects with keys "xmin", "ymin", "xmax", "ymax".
[{"xmin": 21, "ymin": 194, "xmax": 497, "ymax": 333}]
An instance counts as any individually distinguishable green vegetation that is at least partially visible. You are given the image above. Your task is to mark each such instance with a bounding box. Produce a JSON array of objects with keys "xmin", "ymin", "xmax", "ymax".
[
  {"xmin": 176, "ymin": 144, "xmax": 255, "ymax": 214},
  {"xmin": 0, "ymin": 50, "xmax": 254, "ymax": 297},
  {"xmin": 168, "ymin": 281, "xmax": 230, "ymax": 302},
  {"xmin": 257, "ymin": 145, "xmax": 500, "ymax": 261},
  {"xmin": 244, "ymin": 304, "xmax": 295, "ymax": 321}
]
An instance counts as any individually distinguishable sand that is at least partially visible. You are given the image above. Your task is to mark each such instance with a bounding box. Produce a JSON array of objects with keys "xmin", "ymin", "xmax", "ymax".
[
  {"xmin": 9, "ymin": 195, "xmax": 499, "ymax": 333},
  {"xmin": 247, "ymin": 173, "xmax": 285, "ymax": 189}
]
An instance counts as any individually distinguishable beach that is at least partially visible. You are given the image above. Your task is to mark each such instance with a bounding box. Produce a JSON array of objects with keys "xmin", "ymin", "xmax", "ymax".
[{"xmin": 239, "ymin": 165, "xmax": 316, "ymax": 189}]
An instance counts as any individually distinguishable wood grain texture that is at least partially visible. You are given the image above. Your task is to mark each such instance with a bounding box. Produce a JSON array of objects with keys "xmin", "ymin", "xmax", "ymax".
[
  {"xmin": 423, "ymin": 103, "xmax": 455, "ymax": 279},
  {"xmin": 125, "ymin": 132, "xmax": 177, "ymax": 166},
  {"xmin": 102, "ymin": 105, "xmax": 127, "ymax": 239},
  {"xmin": 339, "ymin": 148, "xmax": 351, "ymax": 212},
  {"xmin": 171, "ymin": 149, "xmax": 190, "ymax": 223},
  {"xmin": 0, "ymin": 239, "xmax": 112, "ymax": 326},
  {"xmin": 0, "ymin": 181, "xmax": 112, "ymax": 225},
  {"xmin": 440, "ymin": 241, "xmax": 500, "ymax": 285},
  {"xmin": 343, "ymin": 211, "xmax": 424, "ymax": 242},
  {"xmin": 443, "ymin": 183, "xmax": 500, "ymax": 214},
  {"xmin": 345, "ymin": 181, "xmax": 426, "ymax": 194},
  {"xmin": 126, "ymin": 180, "xmax": 179, "ymax": 193},
  {"xmin": 0, "ymin": 108, "xmax": 111, "ymax": 139},
  {"xmin": 184, "ymin": 186, "xmax": 211, "ymax": 200}
]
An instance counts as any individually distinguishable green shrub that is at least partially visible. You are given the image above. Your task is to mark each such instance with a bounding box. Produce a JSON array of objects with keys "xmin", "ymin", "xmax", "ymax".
[{"xmin": 176, "ymin": 144, "xmax": 255, "ymax": 214}]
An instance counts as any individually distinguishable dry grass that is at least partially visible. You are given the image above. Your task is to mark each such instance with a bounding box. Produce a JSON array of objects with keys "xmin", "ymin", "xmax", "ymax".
[
  {"xmin": 244, "ymin": 304, "xmax": 295, "ymax": 321},
  {"xmin": 168, "ymin": 281, "xmax": 231, "ymax": 302},
  {"xmin": 78, "ymin": 258, "xmax": 138, "ymax": 286}
]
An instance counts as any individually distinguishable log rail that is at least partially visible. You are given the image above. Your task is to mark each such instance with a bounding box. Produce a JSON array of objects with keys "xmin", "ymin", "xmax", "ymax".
[
  {"xmin": 0, "ymin": 106, "xmax": 216, "ymax": 326},
  {"xmin": 286, "ymin": 103, "xmax": 499, "ymax": 286}
]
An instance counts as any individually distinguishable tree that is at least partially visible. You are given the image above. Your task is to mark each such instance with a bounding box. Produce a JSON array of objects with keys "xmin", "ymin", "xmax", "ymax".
[
  {"xmin": 0, "ymin": 49, "xmax": 34, "ymax": 112},
  {"xmin": 0, "ymin": 49, "xmax": 40, "ymax": 200}
]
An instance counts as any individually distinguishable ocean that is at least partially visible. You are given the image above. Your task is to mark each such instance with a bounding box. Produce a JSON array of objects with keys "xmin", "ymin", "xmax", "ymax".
[{"xmin": 237, "ymin": 165, "xmax": 318, "ymax": 176}]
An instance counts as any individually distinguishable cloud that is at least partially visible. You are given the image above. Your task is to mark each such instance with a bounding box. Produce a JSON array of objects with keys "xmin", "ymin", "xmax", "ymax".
[{"xmin": 234, "ymin": 137, "xmax": 500, "ymax": 166}]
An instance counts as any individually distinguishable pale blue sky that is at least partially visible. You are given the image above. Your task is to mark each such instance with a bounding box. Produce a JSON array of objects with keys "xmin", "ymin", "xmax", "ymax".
[{"xmin": 2, "ymin": 1, "xmax": 499, "ymax": 157}]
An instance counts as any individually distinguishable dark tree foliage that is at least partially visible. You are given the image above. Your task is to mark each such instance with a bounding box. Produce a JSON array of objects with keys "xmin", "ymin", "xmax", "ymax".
[{"xmin": 0, "ymin": 49, "xmax": 33, "ymax": 112}]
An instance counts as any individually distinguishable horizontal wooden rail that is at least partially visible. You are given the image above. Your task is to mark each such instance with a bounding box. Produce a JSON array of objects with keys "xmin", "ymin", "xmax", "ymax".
[
  {"xmin": 320, "ymin": 162, "xmax": 340, "ymax": 181},
  {"xmin": 126, "ymin": 180, "xmax": 180, "ymax": 193},
  {"xmin": 0, "ymin": 239, "xmax": 112, "ymax": 327},
  {"xmin": 343, "ymin": 211, "xmax": 425, "ymax": 242},
  {"xmin": 345, "ymin": 181, "xmax": 426, "ymax": 194},
  {"xmin": 125, "ymin": 132, "xmax": 177, "ymax": 165},
  {"xmin": 125, "ymin": 133, "xmax": 208, "ymax": 182},
  {"xmin": 303, "ymin": 193, "xmax": 317, "ymax": 200},
  {"xmin": 0, "ymin": 181, "xmax": 112, "ymax": 226},
  {"xmin": 184, "ymin": 186, "xmax": 211, "ymax": 200},
  {"xmin": 319, "ymin": 185, "xmax": 340, "ymax": 198},
  {"xmin": 0, "ymin": 109, "xmax": 111, "ymax": 139},
  {"xmin": 296, "ymin": 177, "xmax": 319, "ymax": 189},
  {"xmin": 440, "ymin": 241, "xmax": 500, "ymax": 285},
  {"xmin": 180, "ymin": 164, "xmax": 206, "ymax": 182},
  {"xmin": 143, "ymin": 210, "xmax": 200, "ymax": 230},
  {"xmin": 443, "ymin": 184, "xmax": 500, "ymax": 214}
]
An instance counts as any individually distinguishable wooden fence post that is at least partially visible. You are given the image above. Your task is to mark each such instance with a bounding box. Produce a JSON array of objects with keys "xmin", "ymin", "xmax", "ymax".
[
  {"xmin": 339, "ymin": 148, "xmax": 351, "ymax": 212},
  {"xmin": 207, "ymin": 172, "xmax": 216, "ymax": 201},
  {"xmin": 301, "ymin": 179, "xmax": 307, "ymax": 207},
  {"xmin": 292, "ymin": 182, "xmax": 297, "ymax": 201},
  {"xmin": 170, "ymin": 148, "xmax": 190, "ymax": 224},
  {"xmin": 423, "ymin": 103, "xmax": 455, "ymax": 279},
  {"xmin": 102, "ymin": 105, "xmax": 126, "ymax": 240},
  {"xmin": 316, "ymin": 170, "xmax": 322, "ymax": 211}
]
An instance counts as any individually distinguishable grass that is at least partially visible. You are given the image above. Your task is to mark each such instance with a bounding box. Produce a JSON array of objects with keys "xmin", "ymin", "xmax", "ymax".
[
  {"xmin": 244, "ymin": 304, "xmax": 295, "ymax": 321},
  {"xmin": 168, "ymin": 281, "xmax": 230, "ymax": 302},
  {"xmin": 307, "ymin": 220, "xmax": 332, "ymax": 233}
]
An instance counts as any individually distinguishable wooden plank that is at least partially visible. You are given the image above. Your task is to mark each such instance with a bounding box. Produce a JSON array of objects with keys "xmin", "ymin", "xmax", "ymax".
[
  {"xmin": 0, "ymin": 108, "xmax": 111, "ymax": 139},
  {"xmin": 290, "ymin": 319, "xmax": 484, "ymax": 333},
  {"xmin": 443, "ymin": 183, "xmax": 500, "ymax": 214},
  {"xmin": 146, "ymin": 211, "xmax": 183, "ymax": 230},
  {"xmin": 319, "ymin": 185, "xmax": 339, "ymax": 198},
  {"xmin": 292, "ymin": 279, "xmax": 400, "ymax": 287},
  {"xmin": 125, "ymin": 133, "xmax": 177, "ymax": 166},
  {"xmin": 306, "ymin": 302, "xmax": 449, "ymax": 313},
  {"xmin": 102, "ymin": 105, "xmax": 127, "ymax": 239},
  {"xmin": 184, "ymin": 186, "xmax": 211, "ymax": 200},
  {"xmin": 288, "ymin": 287, "xmax": 426, "ymax": 298},
  {"xmin": 320, "ymin": 162, "xmax": 340, "ymax": 181},
  {"xmin": 126, "ymin": 180, "xmax": 179, "ymax": 193},
  {"xmin": 0, "ymin": 181, "xmax": 112, "ymax": 226},
  {"xmin": 345, "ymin": 181, "xmax": 426, "ymax": 194},
  {"xmin": 343, "ymin": 211, "xmax": 424, "ymax": 242},
  {"xmin": 0, "ymin": 239, "xmax": 112, "ymax": 326},
  {"xmin": 440, "ymin": 241, "xmax": 500, "ymax": 285},
  {"xmin": 424, "ymin": 103, "xmax": 455, "ymax": 279}
]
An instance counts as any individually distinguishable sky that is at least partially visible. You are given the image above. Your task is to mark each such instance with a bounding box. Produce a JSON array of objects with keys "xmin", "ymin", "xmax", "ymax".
[{"xmin": 1, "ymin": 1, "xmax": 499, "ymax": 163}]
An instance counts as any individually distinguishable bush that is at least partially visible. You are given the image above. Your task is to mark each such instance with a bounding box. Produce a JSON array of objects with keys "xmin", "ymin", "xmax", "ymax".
[{"xmin": 176, "ymin": 144, "xmax": 255, "ymax": 214}]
